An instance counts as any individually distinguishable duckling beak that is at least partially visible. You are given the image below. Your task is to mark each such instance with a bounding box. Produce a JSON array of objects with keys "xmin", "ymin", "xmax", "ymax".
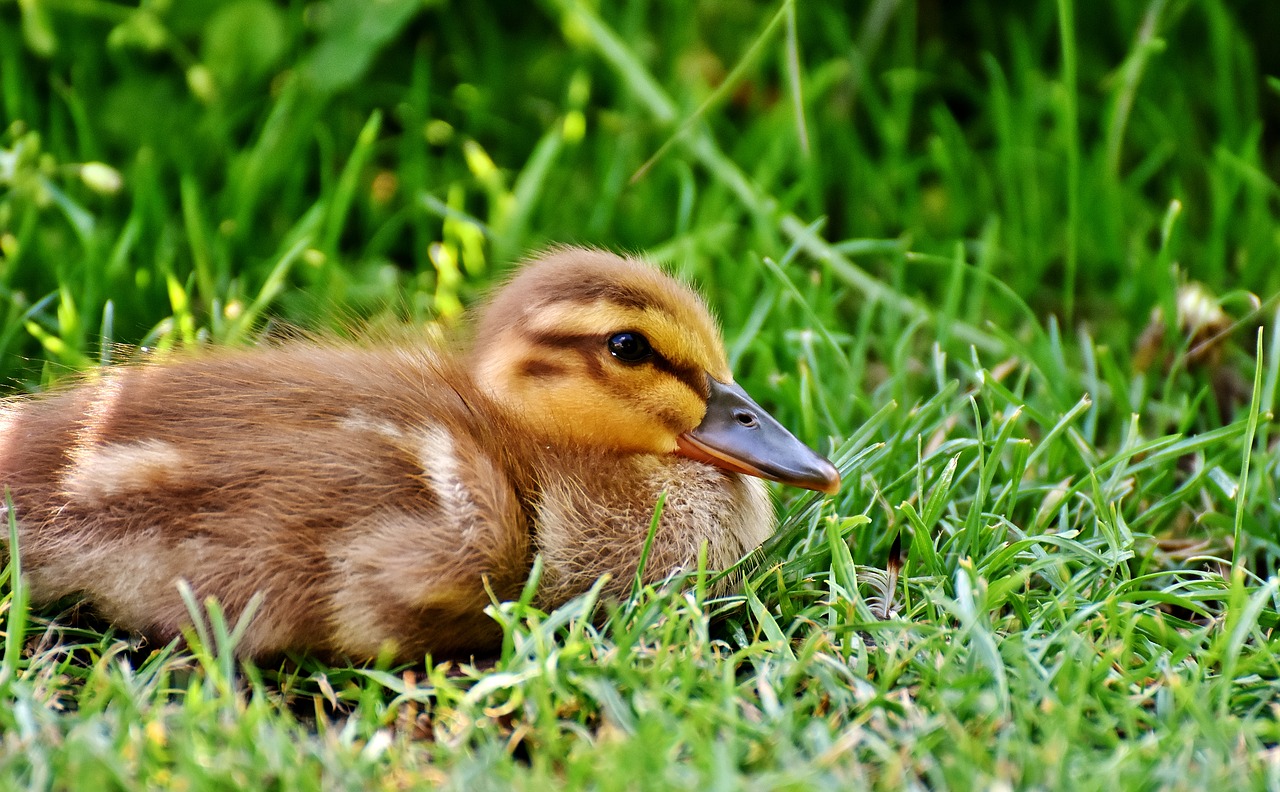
[{"xmin": 675, "ymin": 377, "xmax": 841, "ymax": 495}]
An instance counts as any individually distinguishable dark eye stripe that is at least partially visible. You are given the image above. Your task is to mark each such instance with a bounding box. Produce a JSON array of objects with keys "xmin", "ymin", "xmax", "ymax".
[
  {"xmin": 518, "ymin": 358, "xmax": 569, "ymax": 380},
  {"xmin": 648, "ymin": 354, "xmax": 707, "ymax": 399},
  {"xmin": 524, "ymin": 329, "xmax": 708, "ymax": 399}
]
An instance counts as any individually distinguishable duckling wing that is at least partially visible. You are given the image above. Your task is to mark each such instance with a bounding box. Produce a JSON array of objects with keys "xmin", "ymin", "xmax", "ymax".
[{"xmin": 0, "ymin": 345, "xmax": 529, "ymax": 660}]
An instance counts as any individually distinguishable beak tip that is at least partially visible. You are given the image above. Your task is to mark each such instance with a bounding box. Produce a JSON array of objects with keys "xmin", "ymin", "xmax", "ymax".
[{"xmin": 812, "ymin": 461, "xmax": 842, "ymax": 495}]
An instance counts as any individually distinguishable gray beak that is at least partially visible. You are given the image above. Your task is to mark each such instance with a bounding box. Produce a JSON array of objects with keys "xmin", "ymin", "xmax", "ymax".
[{"xmin": 675, "ymin": 377, "xmax": 841, "ymax": 494}]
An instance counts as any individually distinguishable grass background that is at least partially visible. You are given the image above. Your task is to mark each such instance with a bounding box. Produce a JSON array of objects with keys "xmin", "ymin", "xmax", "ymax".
[{"xmin": 3, "ymin": 0, "xmax": 1280, "ymax": 787}]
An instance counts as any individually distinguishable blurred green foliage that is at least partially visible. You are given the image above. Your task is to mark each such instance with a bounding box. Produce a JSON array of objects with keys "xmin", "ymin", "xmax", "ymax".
[{"xmin": 2, "ymin": 1, "xmax": 1277, "ymax": 383}]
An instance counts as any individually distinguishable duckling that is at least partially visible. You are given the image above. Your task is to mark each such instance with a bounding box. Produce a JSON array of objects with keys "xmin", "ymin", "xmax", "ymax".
[{"xmin": 0, "ymin": 247, "xmax": 839, "ymax": 661}]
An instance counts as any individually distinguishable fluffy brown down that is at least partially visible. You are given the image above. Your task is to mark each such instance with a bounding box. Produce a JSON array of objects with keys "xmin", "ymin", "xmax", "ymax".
[{"xmin": 0, "ymin": 248, "xmax": 775, "ymax": 661}]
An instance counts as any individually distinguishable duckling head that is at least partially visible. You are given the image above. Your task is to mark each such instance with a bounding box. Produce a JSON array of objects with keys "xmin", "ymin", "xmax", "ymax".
[{"xmin": 472, "ymin": 248, "xmax": 840, "ymax": 494}]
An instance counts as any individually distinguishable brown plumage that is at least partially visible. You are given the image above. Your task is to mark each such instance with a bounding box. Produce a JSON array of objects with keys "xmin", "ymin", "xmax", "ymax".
[{"xmin": 0, "ymin": 247, "xmax": 839, "ymax": 661}]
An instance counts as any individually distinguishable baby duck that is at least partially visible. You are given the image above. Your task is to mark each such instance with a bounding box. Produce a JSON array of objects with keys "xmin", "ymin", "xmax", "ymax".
[{"xmin": 0, "ymin": 247, "xmax": 839, "ymax": 661}]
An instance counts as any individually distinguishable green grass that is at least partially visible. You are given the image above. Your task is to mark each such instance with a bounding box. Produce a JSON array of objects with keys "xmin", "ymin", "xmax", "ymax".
[{"xmin": 3, "ymin": 0, "xmax": 1280, "ymax": 788}]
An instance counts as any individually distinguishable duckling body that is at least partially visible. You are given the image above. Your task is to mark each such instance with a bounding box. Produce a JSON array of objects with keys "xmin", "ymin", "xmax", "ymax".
[{"xmin": 0, "ymin": 248, "xmax": 836, "ymax": 660}]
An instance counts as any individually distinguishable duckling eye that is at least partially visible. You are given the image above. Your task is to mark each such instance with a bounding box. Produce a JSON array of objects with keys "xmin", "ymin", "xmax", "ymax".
[{"xmin": 607, "ymin": 331, "xmax": 653, "ymax": 364}]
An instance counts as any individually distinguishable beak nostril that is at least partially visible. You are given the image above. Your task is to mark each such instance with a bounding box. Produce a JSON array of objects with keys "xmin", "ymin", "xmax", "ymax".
[{"xmin": 733, "ymin": 410, "xmax": 759, "ymax": 428}]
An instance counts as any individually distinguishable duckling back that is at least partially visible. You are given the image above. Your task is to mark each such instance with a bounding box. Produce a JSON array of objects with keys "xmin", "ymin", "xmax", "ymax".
[{"xmin": 1, "ymin": 344, "xmax": 533, "ymax": 659}]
